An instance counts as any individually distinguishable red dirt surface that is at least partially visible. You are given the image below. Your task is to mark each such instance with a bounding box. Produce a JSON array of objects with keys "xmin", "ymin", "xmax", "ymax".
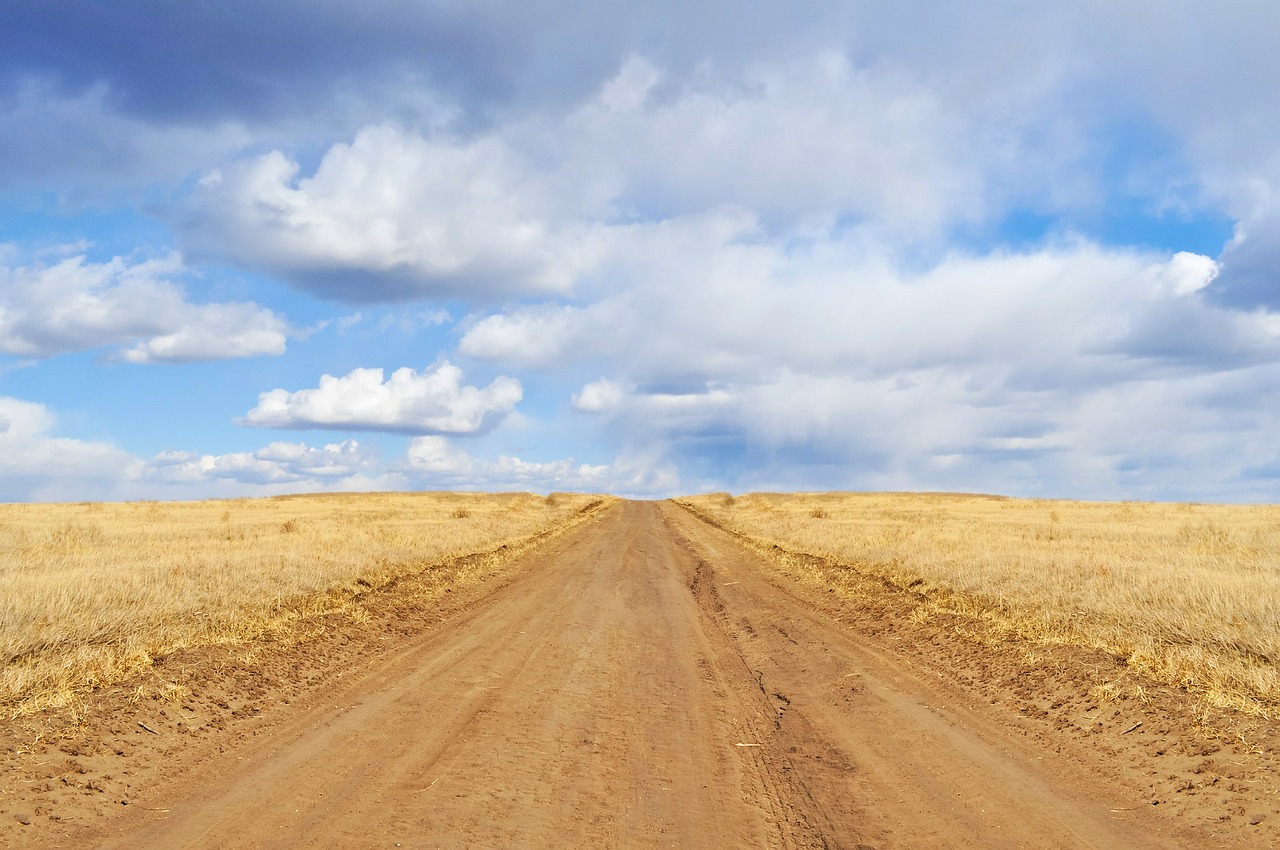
[{"xmin": 3, "ymin": 500, "xmax": 1277, "ymax": 847}]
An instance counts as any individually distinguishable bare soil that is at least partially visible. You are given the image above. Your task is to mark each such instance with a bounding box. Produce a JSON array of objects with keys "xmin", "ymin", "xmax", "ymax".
[{"xmin": 3, "ymin": 500, "xmax": 1277, "ymax": 848}]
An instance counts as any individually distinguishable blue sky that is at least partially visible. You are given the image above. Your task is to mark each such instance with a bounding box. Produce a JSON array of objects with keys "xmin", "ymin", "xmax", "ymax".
[{"xmin": 1, "ymin": 1, "xmax": 1278, "ymax": 501}]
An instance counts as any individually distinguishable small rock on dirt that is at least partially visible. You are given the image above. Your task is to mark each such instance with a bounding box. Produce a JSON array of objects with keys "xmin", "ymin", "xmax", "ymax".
[
  {"xmin": 14, "ymin": 812, "xmax": 32, "ymax": 825},
  {"xmin": 1249, "ymin": 813, "xmax": 1266, "ymax": 825}
]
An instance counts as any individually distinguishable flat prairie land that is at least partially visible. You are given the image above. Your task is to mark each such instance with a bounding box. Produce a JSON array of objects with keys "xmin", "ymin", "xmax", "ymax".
[
  {"xmin": 0, "ymin": 491, "xmax": 608, "ymax": 717},
  {"xmin": 2, "ymin": 495, "xmax": 1278, "ymax": 848},
  {"xmin": 679, "ymin": 491, "xmax": 1280, "ymax": 717}
]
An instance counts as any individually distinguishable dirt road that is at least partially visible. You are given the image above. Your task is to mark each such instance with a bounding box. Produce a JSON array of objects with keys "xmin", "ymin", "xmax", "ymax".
[{"xmin": 10, "ymin": 501, "xmax": 1274, "ymax": 847}]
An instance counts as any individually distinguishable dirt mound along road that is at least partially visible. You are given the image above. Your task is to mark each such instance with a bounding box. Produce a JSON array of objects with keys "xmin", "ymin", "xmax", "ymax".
[{"xmin": 5, "ymin": 500, "xmax": 1275, "ymax": 848}]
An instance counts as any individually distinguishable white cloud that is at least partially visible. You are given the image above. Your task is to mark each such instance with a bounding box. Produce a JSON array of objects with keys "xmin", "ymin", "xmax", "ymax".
[
  {"xmin": 0, "ymin": 395, "xmax": 673, "ymax": 501},
  {"xmin": 0, "ymin": 399, "xmax": 387, "ymax": 500},
  {"xmin": 119, "ymin": 302, "xmax": 291, "ymax": 363},
  {"xmin": 464, "ymin": 222, "xmax": 1267, "ymax": 380},
  {"xmin": 149, "ymin": 439, "xmax": 375, "ymax": 487},
  {"xmin": 0, "ymin": 253, "xmax": 292, "ymax": 361},
  {"xmin": 404, "ymin": 435, "xmax": 476, "ymax": 478},
  {"xmin": 174, "ymin": 46, "xmax": 1091, "ymax": 304},
  {"xmin": 1158, "ymin": 251, "xmax": 1219, "ymax": 297},
  {"xmin": 240, "ymin": 361, "xmax": 522, "ymax": 435},
  {"xmin": 454, "ymin": 230, "xmax": 1280, "ymax": 498},
  {"xmin": 458, "ymin": 304, "xmax": 588, "ymax": 366},
  {"xmin": 559, "ymin": 54, "xmax": 998, "ymax": 231},
  {"xmin": 180, "ymin": 124, "xmax": 609, "ymax": 302},
  {"xmin": 572, "ymin": 378, "xmax": 627, "ymax": 412},
  {"xmin": 0, "ymin": 396, "xmax": 141, "ymax": 500},
  {"xmin": 562, "ymin": 360, "xmax": 1280, "ymax": 501},
  {"xmin": 402, "ymin": 435, "xmax": 678, "ymax": 496}
]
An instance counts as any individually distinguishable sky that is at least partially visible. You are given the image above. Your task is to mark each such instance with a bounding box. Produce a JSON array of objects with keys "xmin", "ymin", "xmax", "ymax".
[{"xmin": 1, "ymin": 1, "xmax": 1279, "ymax": 502}]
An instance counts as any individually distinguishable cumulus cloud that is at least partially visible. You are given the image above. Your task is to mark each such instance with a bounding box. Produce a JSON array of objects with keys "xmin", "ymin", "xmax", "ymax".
[
  {"xmin": 119, "ymin": 302, "xmax": 291, "ymax": 363},
  {"xmin": 180, "ymin": 125, "xmax": 609, "ymax": 302},
  {"xmin": 0, "ymin": 252, "xmax": 292, "ymax": 361},
  {"xmin": 241, "ymin": 361, "xmax": 522, "ymax": 435}
]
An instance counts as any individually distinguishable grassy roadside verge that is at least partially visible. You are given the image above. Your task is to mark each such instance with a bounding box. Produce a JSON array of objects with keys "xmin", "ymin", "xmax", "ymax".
[
  {"xmin": 1, "ymin": 491, "xmax": 612, "ymax": 718},
  {"xmin": 676, "ymin": 491, "xmax": 1280, "ymax": 717}
]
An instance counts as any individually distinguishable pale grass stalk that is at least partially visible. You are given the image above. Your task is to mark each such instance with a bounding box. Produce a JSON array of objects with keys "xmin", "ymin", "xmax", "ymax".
[
  {"xmin": 1, "ymin": 491, "xmax": 609, "ymax": 717},
  {"xmin": 680, "ymin": 492, "xmax": 1280, "ymax": 716}
]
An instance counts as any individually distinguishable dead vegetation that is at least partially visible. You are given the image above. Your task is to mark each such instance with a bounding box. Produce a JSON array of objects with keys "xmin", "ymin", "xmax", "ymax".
[
  {"xmin": 0, "ymin": 491, "xmax": 611, "ymax": 718},
  {"xmin": 678, "ymin": 491, "xmax": 1280, "ymax": 717}
]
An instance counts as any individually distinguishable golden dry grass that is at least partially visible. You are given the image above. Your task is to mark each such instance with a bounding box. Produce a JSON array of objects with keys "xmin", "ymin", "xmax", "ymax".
[
  {"xmin": 679, "ymin": 491, "xmax": 1280, "ymax": 716},
  {"xmin": 0, "ymin": 491, "xmax": 610, "ymax": 718}
]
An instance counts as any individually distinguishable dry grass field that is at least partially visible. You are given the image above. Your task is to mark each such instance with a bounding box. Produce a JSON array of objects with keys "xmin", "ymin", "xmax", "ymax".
[
  {"xmin": 679, "ymin": 491, "xmax": 1280, "ymax": 716},
  {"xmin": 0, "ymin": 491, "xmax": 608, "ymax": 718}
]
